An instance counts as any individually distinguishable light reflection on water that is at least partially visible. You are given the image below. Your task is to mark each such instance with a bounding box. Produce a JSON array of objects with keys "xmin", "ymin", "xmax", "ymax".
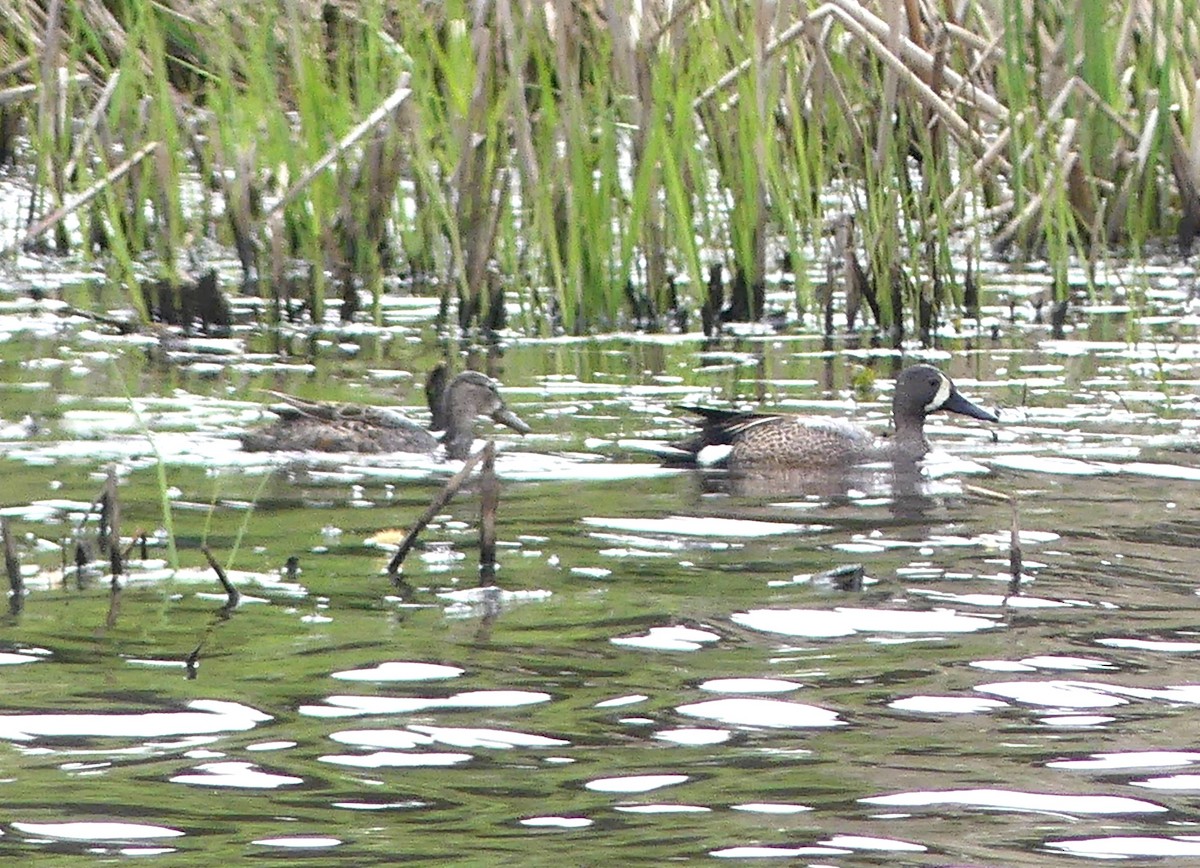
[{"xmin": 5, "ymin": 267, "xmax": 1200, "ymax": 862}]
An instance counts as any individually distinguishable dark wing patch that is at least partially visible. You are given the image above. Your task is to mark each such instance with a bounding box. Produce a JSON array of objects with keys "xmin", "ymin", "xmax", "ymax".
[{"xmin": 670, "ymin": 406, "xmax": 786, "ymax": 462}]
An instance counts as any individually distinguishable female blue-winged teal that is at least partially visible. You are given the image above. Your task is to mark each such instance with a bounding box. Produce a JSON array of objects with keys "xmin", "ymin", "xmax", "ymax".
[
  {"xmin": 240, "ymin": 370, "xmax": 530, "ymax": 459},
  {"xmin": 674, "ymin": 365, "xmax": 997, "ymax": 469}
]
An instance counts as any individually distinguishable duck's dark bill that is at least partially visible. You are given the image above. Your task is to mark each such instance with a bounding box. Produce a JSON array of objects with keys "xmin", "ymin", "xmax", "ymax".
[
  {"xmin": 941, "ymin": 389, "xmax": 999, "ymax": 422},
  {"xmin": 493, "ymin": 407, "xmax": 532, "ymax": 434}
]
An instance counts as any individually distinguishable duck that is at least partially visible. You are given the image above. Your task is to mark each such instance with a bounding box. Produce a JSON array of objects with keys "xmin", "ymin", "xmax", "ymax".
[
  {"xmin": 671, "ymin": 364, "xmax": 997, "ymax": 469},
  {"xmin": 240, "ymin": 369, "xmax": 530, "ymax": 459}
]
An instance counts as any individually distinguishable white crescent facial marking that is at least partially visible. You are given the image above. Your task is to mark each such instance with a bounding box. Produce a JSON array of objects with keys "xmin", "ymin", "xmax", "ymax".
[{"xmin": 923, "ymin": 374, "xmax": 952, "ymax": 412}]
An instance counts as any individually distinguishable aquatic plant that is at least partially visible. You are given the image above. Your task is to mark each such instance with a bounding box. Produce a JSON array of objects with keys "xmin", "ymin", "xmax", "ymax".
[{"xmin": 0, "ymin": 0, "xmax": 1196, "ymax": 338}]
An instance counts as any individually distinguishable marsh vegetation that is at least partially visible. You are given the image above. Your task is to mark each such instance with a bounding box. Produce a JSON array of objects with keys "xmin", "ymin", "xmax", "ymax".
[{"xmin": 1, "ymin": 0, "xmax": 1197, "ymax": 338}]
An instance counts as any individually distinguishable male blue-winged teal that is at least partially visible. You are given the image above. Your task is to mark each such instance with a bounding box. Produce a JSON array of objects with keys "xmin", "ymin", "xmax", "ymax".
[
  {"xmin": 673, "ymin": 364, "xmax": 997, "ymax": 469},
  {"xmin": 240, "ymin": 370, "xmax": 530, "ymax": 459}
]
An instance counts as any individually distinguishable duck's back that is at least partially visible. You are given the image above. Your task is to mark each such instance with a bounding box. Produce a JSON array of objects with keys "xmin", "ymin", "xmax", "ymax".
[
  {"xmin": 241, "ymin": 406, "xmax": 438, "ymax": 454},
  {"xmin": 679, "ymin": 407, "xmax": 881, "ymax": 469},
  {"xmin": 728, "ymin": 415, "xmax": 879, "ymax": 468}
]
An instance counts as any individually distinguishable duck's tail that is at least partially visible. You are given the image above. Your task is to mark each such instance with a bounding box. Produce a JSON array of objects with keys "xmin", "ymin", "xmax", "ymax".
[{"xmin": 658, "ymin": 406, "xmax": 773, "ymax": 467}]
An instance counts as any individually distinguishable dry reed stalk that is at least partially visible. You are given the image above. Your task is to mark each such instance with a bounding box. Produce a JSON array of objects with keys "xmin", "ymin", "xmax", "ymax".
[
  {"xmin": 386, "ymin": 445, "xmax": 489, "ymax": 578},
  {"xmin": 0, "ymin": 83, "xmax": 37, "ymax": 106},
  {"xmin": 211, "ymin": 136, "xmax": 260, "ymax": 281},
  {"xmin": 37, "ymin": 0, "xmax": 67, "ymax": 252},
  {"xmin": 201, "ymin": 545, "xmax": 240, "ymax": 612},
  {"xmin": 102, "ymin": 468, "xmax": 122, "ymax": 582},
  {"xmin": 2, "ymin": 140, "xmax": 159, "ymax": 255},
  {"xmin": 263, "ymin": 76, "xmax": 412, "ymax": 222},
  {"xmin": 478, "ymin": 442, "xmax": 498, "ymax": 585},
  {"xmin": 0, "ymin": 11, "xmax": 42, "ymax": 61},
  {"xmin": 2, "ymin": 517, "xmax": 21, "ymax": 616},
  {"xmin": 820, "ymin": 3, "xmax": 983, "ymax": 155},
  {"xmin": 941, "ymin": 21, "xmax": 999, "ymax": 56},
  {"xmin": 994, "ymin": 119, "xmax": 1081, "ymax": 249},
  {"xmin": 826, "ymin": 0, "xmax": 1008, "ymax": 120},
  {"xmin": 963, "ymin": 483, "xmax": 1022, "ymax": 595},
  {"xmin": 872, "ymin": 0, "xmax": 904, "ymax": 172},
  {"xmin": 449, "ymin": 9, "xmax": 504, "ymax": 328},
  {"xmin": 693, "ymin": 7, "xmax": 815, "ymax": 109},
  {"xmin": 1008, "ymin": 497, "xmax": 1023, "ymax": 596},
  {"xmin": 1188, "ymin": 79, "xmax": 1200, "ymax": 190},
  {"xmin": 809, "ymin": 34, "xmax": 867, "ymax": 158},
  {"xmin": 341, "ymin": 130, "xmax": 405, "ymax": 264},
  {"xmin": 610, "ymin": 0, "xmax": 669, "ymax": 314},
  {"xmin": 496, "ymin": 0, "xmax": 540, "ymax": 190},
  {"xmin": 945, "ymin": 74, "xmax": 1094, "ymax": 218},
  {"xmin": 62, "ymin": 71, "xmax": 120, "ymax": 181},
  {"xmin": 1169, "ymin": 113, "xmax": 1200, "ymax": 249},
  {"xmin": 0, "ymin": 58, "xmax": 35, "ymax": 79},
  {"xmin": 1104, "ymin": 96, "xmax": 1160, "ymax": 238},
  {"xmin": 646, "ymin": 0, "xmax": 703, "ymax": 45}
]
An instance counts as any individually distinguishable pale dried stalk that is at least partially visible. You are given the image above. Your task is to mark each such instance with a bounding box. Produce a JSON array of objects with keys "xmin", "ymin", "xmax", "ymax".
[
  {"xmin": 0, "ymin": 84, "xmax": 37, "ymax": 106},
  {"xmin": 694, "ymin": 4, "xmax": 821, "ymax": 108},
  {"xmin": 1189, "ymin": 79, "xmax": 1200, "ymax": 191},
  {"xmin": 2, "ymin": 140, "xmax": 160, "ymax": 255},
  {"xmin": 63, "ymin": 71, "xmax": 121, "ymax": 181},
  {"xmin": 993, "ymin": 119, "xmax": 1081, "ymax": 249},
  {"xmin": 872, "ymin": 0, "xmax": 905, "ymax": 171},
  {"xmin": 386, "ymin": 446, "xmax": 489, "ymax": 577},
  {"xmin": 826, "ymin": 1, "xmax": 982, "ymax": 154},
  {"xmin": 451, "ymin": 9, "xmax": 504, "ymax": 320},
  {"xmin": 263, "ymin": 76, "xmax": 412, "ymax": 222},
  {"xmin": 826, "ymin": 0, "xmax": 1008, "ymax": 120},
  {"xmin": 809, "ymin": 26, "xmax": 866, "ymax": 158}
]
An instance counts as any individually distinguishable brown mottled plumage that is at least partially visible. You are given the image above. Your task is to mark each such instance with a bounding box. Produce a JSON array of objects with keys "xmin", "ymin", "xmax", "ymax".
[
  {"xmin": 241, "ymin": 370, "xmax": 529, "ymax": 459},
  {"xmin": 675, "ymin": 365, "xmax": 997, "ymax": 469}
]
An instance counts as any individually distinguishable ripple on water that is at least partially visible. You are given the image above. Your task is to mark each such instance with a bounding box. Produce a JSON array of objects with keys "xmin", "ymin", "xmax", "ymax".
[
  {"xmin": 0, "ymin": 700, "xmax": 271, "ymax": 742},
  {"xmin": 733, "ymin": 607, "xmax": 1000, "ymax": 638},
  {"xmin": 976, "ymin": 680, "xmax": 1129, "ymax": 709},
  {"xmin": 583, "ymin": 515, "xmax": 820, "ymax": 538},
  {"xmin": 1097, "ymin": 637, "xmax": 1200, "ymax": 653},
  {"xmin": 971, "ymin": 655, "xmax": 1114, "ymax": 672},
  {"xmin": 888, "ymin": 696, "xmax": 1009, "ymax": 714},
  {"xmin": 251, "ymin": 837, "xmax": 342, "ymax": 849},
  {"xmin": 730, "ymin": 803, "xmax": 813, "ymax": 814},
  {"xmin": 0, "ymin": 652, "xmax": 42, "ymax": 665},
  {"xmin": 860, "ymin": 788, "xmax": 1167, "ymax": 815},
  {"xmin": 653, "ymin": 728, "xmax": 731, "ymax": 746},
  {"xmin": 1046, "ymin": 837, "xmax": 1200, "ymax": 858},
  {"xmin": 711, "ymin": 845, "xmax": 851, "ymax": 859},
  {"xmin": 698, "ymin": 678, "xmax": 802, "ymax": 693},
  {"xmin": 300, "ymin": 690, "xmax": 553, "ymax": 718},
  {"xmin": 319, "ymin": 752, "xmax": 473, "ymax": 768},
  {"xmin": 585, "ymin": 774, "xmax": 689, "ymax": 793},
  {"xmin": 675, "ymin": 698, "xmax": 843, "ymax": 729},
  {"xmin": 820, "ymin": 835, "xmax": 926, "ymax": 853},
  {"xmin": 11, "ymin": 821, "xmax": 184, "ymax": 841},
  {"xmin": 169, "ymin": 761, "xmax": 303, "ymax": 789},
  {"xmin": 1047, "ymin": 751, "xmax": 1200, "ymax": 771},
  {"xmin": 330, "ymin": 662, "xmax": 465, "ymax": 681},
  {"xmin": 519, "ymin": 817, "xmax": 593, "ymax": 829},
  {"xmin": 611, "ymin": 626, "xmax": 720, "ymax": 651}
]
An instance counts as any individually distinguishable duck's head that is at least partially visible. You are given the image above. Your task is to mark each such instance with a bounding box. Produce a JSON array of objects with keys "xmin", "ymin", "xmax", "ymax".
[
  {"xmin": 895, "ymin": 365, "xmax": 998, "ymax": 425},
  {"xmin": 441, "ymin": 371, "xmax": 531, "ymax": 458}
]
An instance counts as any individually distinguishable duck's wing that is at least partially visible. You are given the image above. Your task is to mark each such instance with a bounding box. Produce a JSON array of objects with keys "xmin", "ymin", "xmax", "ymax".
[
  {"xmin": 664, "ymin": 406, "xmax": 785, "ymax": 464},
  {"xmin": 679, "ymin": 406, "xmax": 782, "ymax": 444},
  {"xmin": 263, "ymin": 392, "xmax": 425, "ymax": 431}
]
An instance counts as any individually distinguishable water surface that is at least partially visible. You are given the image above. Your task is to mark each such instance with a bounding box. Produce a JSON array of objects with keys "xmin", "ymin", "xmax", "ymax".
[{"xmin": 2, "ymin": 259, "xmax": 1200, "ymax": 864}]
